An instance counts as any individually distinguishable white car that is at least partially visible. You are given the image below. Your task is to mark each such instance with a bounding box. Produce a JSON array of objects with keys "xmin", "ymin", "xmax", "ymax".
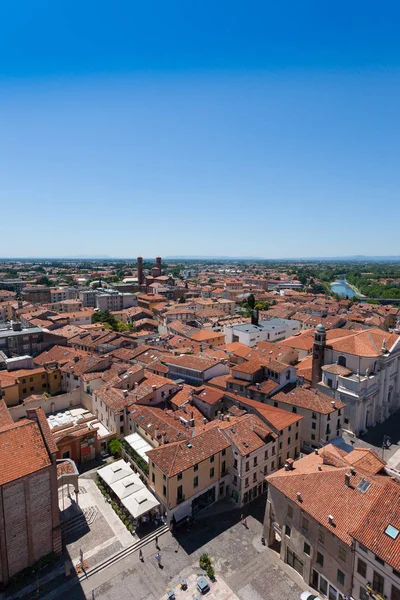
[{"xmin": 300, "ymin": 592, "xmax": 321, "ymax": 600}]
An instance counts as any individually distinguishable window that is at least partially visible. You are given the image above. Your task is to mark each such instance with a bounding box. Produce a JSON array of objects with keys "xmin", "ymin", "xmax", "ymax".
[
  {"xmin": 253, "ymin": 457, "xmax": 258, "ymax": 467},
  {"xmin": 296, "ymin": 432, "xmax": 299, "ymax": 440},
  {"xmin": 233, "ymin": 475, "xmax": 237, "ymax": 485},
  {"xmin": 163, "ymin": 474, "xmax": 166, "ymax": 481},
  {"xmin": 318, "ymin": 529, "xmax": 325, "ymax": 544},
  {"xmin": 392, "ymin": 585, "xmax": 400, "ymax": 600},
  {"xmin": 304, "ymin": 542, "xmax": 311, "ymax": 556},
  {"xmin": 22, "ymin": 378, "xmax": 26, "ymax": 384},
  {"xmin": 338, "ymin": 356, "xmax": 347, "ymax": 367},
  {"xmin": 312, "ymin": 412, "xmax": 317, "ymax": 420},
  {"xmin": 287, "ymin": 505, "xmax": 293, "ymax": 518},
  {"xmin": 264, "ymin": 450, "xmax": 268, "ymax": 459},
  {"xmin": 177, "ymin": 472, "xmax": 182, "ymax": 481},
  {"xmin": 359, "ymin": 587, "xmax": 369, "ymax": 600},
  {"xmin": 120, "ymin": 415, "xmax": 124, "ymax": 422},
  {"xmin": 285, "ymin": 525, "xmax": 291, "ymax": 538},
  {"xmin": 245, "ymin": 477, "xmax": 249, "ymax": 488},
  {"xmin": 357, "ymin": 558, "xmax": 367, "ymax": 578},
  {"xmin": 210, "ymin": 467, "xmax": 214, "ymax": 478},
  {"xmin": 152, "ymin": 473, "xmax": 155, "ymax": 484},
  {"xmin": 339, "ymin": 547, "xmax": 346, "ymax": 562},
  {"xmin": 194, "ymin": 464, "xmax": 198, "ymax": 472},
  {"xmin": 337, "ymin": 570, "xmax": 345, "ymax": 586},
  {"xmin": 302, "ymin": 517, "xmax": 309, "ymax": 533},
  {"xmin": 222, "ymin": 448, "xmax": 226, "ymax": 456},
  {"xmin": 274, "ymin": 401, "xmax": 278, "ymax": 407},
  {"xmin": 292, "ymin": 407, "xmax": 297, "ymax": 413},
  {"xmin": 311, "ymin": 434, "xmax": 316, "ymax": 441},
  {"xmin": 375, "ymin": 555, "xmax": 385, "ymax": 566},
  {"xmin": 29, "ymin": 377, "xmax": 33, "ymax": 382},
  {"xmin": 210, "ymin": 455, "xmax": 215, "ymax": 463},
  {"xmin": 120, "ymin": 425, "xmax": 124, "ymax": 434},
  {"xmin": 253, "ymin": 472, "xmax": 257, "ymax": 483},
  {"xmin": 317, "ymin": 552, "xmax": 324, "ymax": 566},
  {"xmin": 312, "ymin": 422, "xmax": 316, "ymax": 430},
  {"xmin": 245, "ymin": 461, "xmax": 250, "ymax": 472},
  {"xmin": 30, "ymin": 386, "xmax": 34, "ymax": 392},
  {"xmin": 193, "ymin": 476, "xmax": 198, "ymax": 488},
  {"xmin": 42, "ymin": 383, "xmax": 46, "ymax": 389},
  {"xmin": 372, "ymin": 571, "xmax": 384, "ymax": 595},
  {"xmin": 271, "ymin": 461, "xmax": 275, "ymax": 471},
  {"xmin": 279, "ymin": 442, "xmax": 282, "ymax": 450},
  {"xmin": 359, "ymin": 543, "xmax": 368, "ymax": 554}
]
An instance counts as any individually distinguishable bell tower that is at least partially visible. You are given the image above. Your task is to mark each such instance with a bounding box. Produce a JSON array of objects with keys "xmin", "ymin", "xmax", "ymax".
[{"xmin": 311, "ymin": 323, "xmax": 326, "ymax": 388}]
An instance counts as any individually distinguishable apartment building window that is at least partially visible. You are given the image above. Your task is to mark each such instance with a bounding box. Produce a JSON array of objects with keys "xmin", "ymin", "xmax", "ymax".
[
  {"xmin": 287, "ymin": 505, "xmax": 293, "ymax": 518},
  {"xmin": 271, "ymin": 461, "xmax": 275, "ymax": 471},
  {"xmin": 288, "ymin": 437, "xmax": 291, "ymax": 445},
  {"xmin": 245, "ymin": 477, "xmax": 249, "ymax": 488},
  {"xmin": 375, "ymin": 555, "xmax": 385, "ymax": 566},
  {"xmin": 120, "ymin": 415, "xmax": 124, "ymax": 422},
  {"xmin": 312, "ymin": 412, "xmax": 317, "ymax": 420},
  {"xmin": 152, "ymin": 473, "xmax": 155, "ymax": 484},
  {"xmin": 163, "ymin": 474, "xmax": 166, "ymax": 481},
  {"xmin": 359, "ymin": 543, "xmax": 368, "ymax": 554},
  {"xmin": 288, "ymin": 426, "xmax": 291, "ymax": 432},
  {"xmin": 253, "ymin": 457, "xmax": 258, "ymax": 467},
  {"xmin": 29, "ymin": 377, "xmax": 33, "ymax": 382},
  {"xmin": 339, "ymin": 547, "xmax": 346, "ymax": 561},
  {"xmin": 337, "ymin": 570, "xmax": 345, "ymax": 586},
  {"xmin": 285, "ymin": 525, "xmax": 291, "ymax": 538},
  {"xmin": 359, "ymin": 587, "xmax": 369, "ymax": 600},
  {"xmin": 22, "ymin": 378, "xmax": 26, "ymax": 383},
  {"xmin": 264, "ymin": 450, "xmax": 268, "ymax": 459},
  {"xmin": 193, "ymin": 476, "xmax": 198, "ymax": 488},
  {"xmin": 41, "ymin": 374, "xmax": 46, "ymax": 379},
  {"xmin": 318, "ymin": 529, "xmax": 325, "ymax": 544},
  {"xmin": 222, "ymin": 448, "xmax": 226, "ymax": 456},
  {"xmin": 233, "ymin": 475, "xmax": 237, "ymax": 485},
  {"xmin": 373, "ymin": 571, "xmax": 384, "ymax": 595},
  {"xmin": 210, "ymin": 454, "xmax": 215, "ymax": 463},
  {"xmin": 177, "ymin": 472, "xmax": 182, "ymax": 481},
  {"xmin": 292, "ymin": 407, "xmax": 297, "ymax": 413},
  {"xmin": 272, "ymin": 446, "xmax": 276, "ymax": 455},
  {"xmin": 245, "ymin": 461, "xmax": 250, "ymax": 472},
  {"xmin": 311, "ymin": 434, "xmax": 316, "ymax": 441},
  {"xmin": 253, "ymin": 472, "xmax": 257, "ymax": 483},
  {"xmin": 210, "ymin": 467, "xmax": 214, "ymax": 478},
  {"xmin": 234, "ymin": 458, "xmax": 238, "ymax": 469},
  {"xmin": 163, "ymin": 485, "xmax": 166, "ymax": 496},
  {"xmin": 392, "ymin": 585, "xmax": 400, "ymax": 600},
  {"xmin": 304, "ymin": 542, "xmax": 311, "ymax": 556},
  {"xmin": 316, "ymin": 552, "xmax": 324, "ymax": 566},
  {"xmin": 120, "ymin": 426, "xmax": 124, "ymax": 434},
  {"xmin": 295, "ymin": 432, "xmax": 299, "ymax": 440},
  {"xmin": 302, "ymin": 517, "xmax": 309, "ymax": 533},
  {"xmin": 279, "ymin": 442, "xmax": 282, "ymax": 450},
  {"xmin": 312, "ymin": 422, "xmax": 316, "ymax": 430},
  {"xmin": 42, "ymin": 383, "xmax": 46, "ymax": 389},
  {"xmin": 357, "ymin": 558, "xmax": 367, "ymax": 578},
  {"xmin": 274, "ymin": 401, "xmax": 278, "ymax": 407}
]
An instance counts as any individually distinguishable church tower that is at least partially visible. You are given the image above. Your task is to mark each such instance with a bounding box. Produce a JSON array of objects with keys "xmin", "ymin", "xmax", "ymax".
[{"xmin": 311, "ymin": 323, "xmax": 326, "ymax": 388}]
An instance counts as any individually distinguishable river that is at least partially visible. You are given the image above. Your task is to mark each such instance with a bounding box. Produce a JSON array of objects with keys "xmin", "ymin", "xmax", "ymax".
[{"xmin": 330, "ymin": 279, "xmax": 360, "ymax": 298}]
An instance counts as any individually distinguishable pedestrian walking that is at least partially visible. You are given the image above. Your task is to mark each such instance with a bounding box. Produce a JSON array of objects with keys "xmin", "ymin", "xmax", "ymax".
[
  {"xmin": 155, "ymin": 552, "xmax": 162, "ymax": 568},
  {"xmin": 139, "ymin": 549, "xmax": 143, "ymax": 562}
]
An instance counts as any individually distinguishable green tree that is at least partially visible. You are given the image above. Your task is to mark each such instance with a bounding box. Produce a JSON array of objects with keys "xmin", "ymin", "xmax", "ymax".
[{"xmin": 109, "ymin": 439, "xmax": 122, "ymax": 456}]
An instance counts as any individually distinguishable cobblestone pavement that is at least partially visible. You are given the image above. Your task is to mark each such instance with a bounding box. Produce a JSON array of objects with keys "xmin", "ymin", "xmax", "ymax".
[{"xmin": 51, "ymin": 496, "xmax": 307, "ymax": 600}]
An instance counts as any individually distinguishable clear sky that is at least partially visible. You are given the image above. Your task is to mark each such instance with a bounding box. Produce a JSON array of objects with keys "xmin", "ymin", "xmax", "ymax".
[{"xmin": 1, "ymin": 1, "xmax": 400, "ymax": 259}]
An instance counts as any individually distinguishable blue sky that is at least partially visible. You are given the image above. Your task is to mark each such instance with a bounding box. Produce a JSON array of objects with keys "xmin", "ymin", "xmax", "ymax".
[{"xmin": 1, "ymin": 1, "xmax": 400, "ymax": 258}]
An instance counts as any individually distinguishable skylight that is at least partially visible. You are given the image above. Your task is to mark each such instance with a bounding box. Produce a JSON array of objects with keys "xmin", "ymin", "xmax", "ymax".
[
  {"xmin": 385, "ymin": 525, "xmax": 399, "ymax": 540},
  {"xmin": 357, "ymin": 479, "xmax": 371, "ymax": 493}
]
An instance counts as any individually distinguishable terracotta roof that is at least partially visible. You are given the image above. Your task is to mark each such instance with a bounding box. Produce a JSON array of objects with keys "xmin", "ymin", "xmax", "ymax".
[
  {"xmin": 232, "ymin": 360, "xmax": 263, "ymax": 375},
  {"xmin": 34, "ymin": 345, "xmax": 87, "ymax": 366},
  {"xmin": 228, "ymin": 394, "xmax": 303, "ymax": 431},
  {"xmin": 170, "ymin": 385, "xmax": 196, "ymax": 407},
  {"xmin": 329, "ymin": 328, "xmax": 400, "ymax": 357},
  {"xmin": 321, "ymin": 364, "xmax": 353, "ymax": 376},
  {"xmin": 247, "ymin": 379, "xmax": 280, "ymax": 395},
  {"xmin": 146, "ymin": 428, "xmax": 230, "ymax": 476},
  {"xmin": 350, "ymin": 481, "xmax": 400, "ymax": 570},
  {"xmin": 345, "ymin": 447, "xmax": 385, "ymax": 475},
  {"xmin": 0, "ymin": 399, "xmax": 12, "ymax": 427},
  {"xmin": 220, "ymin": 414, "xmax": 275, "ymax": 456},
  {"xmin": 129, "ymin": 405, "xmax": 189, "ymax": 444},
  {"xmin": 267, "ymin": 447, "xmax": 387, "ymax": 546},
  {"xmin": 193, "ymin": 386, "xmax": 225, "ymax": 406},
  {"xmin": 189, "ymin": 329, "xmax": 224, "ymax": 342},
  {"xmin": 163, "ymin": 354, "xmax": 225, "ymax": 372},
  {"xmin": 206, "ymin": 374, "xmax": 231, "ymax": 390},
  {"xmin": 0, "ymin": 419, "xmax": 52, "ymax": 485},
  {"xmin": 274, "ymin": 388, "xmax": 346, "ymax": 414}
]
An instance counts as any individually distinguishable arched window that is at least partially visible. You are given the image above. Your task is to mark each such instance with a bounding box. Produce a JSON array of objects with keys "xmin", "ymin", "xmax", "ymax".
[{"xmin": 338, "ymin": 356, "xmax": 347, "ymax": 368}]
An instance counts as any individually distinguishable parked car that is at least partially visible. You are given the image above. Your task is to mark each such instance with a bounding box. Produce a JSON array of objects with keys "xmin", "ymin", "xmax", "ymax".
[{"xmin": 300, "ymin": 592, "xmax": 321, "ymax": 600}]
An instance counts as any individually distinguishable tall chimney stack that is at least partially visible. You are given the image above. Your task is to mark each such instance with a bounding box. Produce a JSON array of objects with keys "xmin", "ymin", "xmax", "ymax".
[{"xmin": 137, "ymin": 256, "xmax": 144, "ymax": 286}]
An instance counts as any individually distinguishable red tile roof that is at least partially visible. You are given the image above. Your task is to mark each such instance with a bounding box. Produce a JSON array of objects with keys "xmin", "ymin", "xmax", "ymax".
[{"xmin": 274, "ymin": 388, "xmax": 346, "ymax": 414}]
